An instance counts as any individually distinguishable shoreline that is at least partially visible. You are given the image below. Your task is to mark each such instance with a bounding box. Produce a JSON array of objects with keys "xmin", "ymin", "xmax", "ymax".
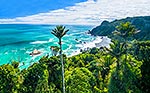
[
  {"xmin": 20, "ymin": 36, "xmax": 111, "ymax": 68},
  {"xmin": 68, "ymin": 36, "xmax": 111, "ymax": 57}
]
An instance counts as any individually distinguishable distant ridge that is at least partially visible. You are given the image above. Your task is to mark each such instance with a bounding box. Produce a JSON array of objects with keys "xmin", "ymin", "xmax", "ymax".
[{"xmin": 90, "ymin": 16, "xmax": 150, "ymax": 40}]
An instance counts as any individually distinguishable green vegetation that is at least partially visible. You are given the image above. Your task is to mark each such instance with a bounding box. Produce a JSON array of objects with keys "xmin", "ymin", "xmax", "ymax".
[
  {"xmin": 90, "ymin": 16, "xmax": 150, "ymax": 40},
  {"xmin": 133, "ymin": 41, "xmax": 150, "ymax": 93},
  {"xmin": 0, "ymin": 23, "xmax": 150, "ymax": 93}
]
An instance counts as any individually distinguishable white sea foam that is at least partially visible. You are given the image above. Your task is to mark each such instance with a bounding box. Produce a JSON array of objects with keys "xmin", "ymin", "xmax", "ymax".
[
  {"xmin": 68, "ymin": 36, "xmax": 111, "ymax": 57},
  {"xmin": 48, "ymin": 38, "xmax": 53, "ymax": 42},
  {"xmin": 68, "ymin": 49, "xmax": 81, "ymax": 57},
  {"xmin": 30, "ymin": 40, "xmax": 49, "ymax": 44},
  {"xmin": 75, "ymin": 44, "xmax": 83, "ymax": 48},
  {"xmin": 82, "ymin": 36, "xmax": 103, "ymax": 49},
  {"xmin": 25, "ymin": 50, "xmax": 31, "ymax": 54},
  {"xmin": 20, "ymin": 48, "xmax": 26, "ymax": 51},
  {"xmin": 4, "ymin": 52, "xmax": 8, "ymax": 55},
  {"xmin": 95, "ymin": 36, "xmax": 111, "ymax": 48}
]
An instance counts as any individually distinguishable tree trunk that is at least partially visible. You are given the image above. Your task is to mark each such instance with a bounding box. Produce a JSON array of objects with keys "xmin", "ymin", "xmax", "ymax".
[
  {"xmin": 116, "ymin": 59, "xmax": 120, "ymax": 70},
  {"xmin": 59, "ymin": 38, "xmax": 65, "ymax": 93}
]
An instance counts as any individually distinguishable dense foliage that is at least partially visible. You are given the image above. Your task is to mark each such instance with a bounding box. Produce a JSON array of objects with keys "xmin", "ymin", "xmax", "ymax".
[
  {"xmin": 133, "ymin": 41, "xmax": 150, "ymax": 93},
  {"xmin": 0, "ymin": 22, "xmax": 150, "ymax": 93}
]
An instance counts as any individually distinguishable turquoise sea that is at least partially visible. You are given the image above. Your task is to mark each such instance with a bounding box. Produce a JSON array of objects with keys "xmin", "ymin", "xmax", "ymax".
[{"xmin": 0, "ymin": 24, "xmax": 100, "ymax": 68}]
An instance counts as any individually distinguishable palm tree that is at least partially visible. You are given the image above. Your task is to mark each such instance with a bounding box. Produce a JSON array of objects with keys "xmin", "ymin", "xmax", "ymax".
[
  {"xmin": 106, "ymin": 22, "xmax": 138, "ymax": 70},
  {"xmin": 107, "ymin": 22, "xmax": 140, "ymax": 92},
  {"xmin": 113, "ymin": 22, "xmax": 139, "ymax": 64},
  {"xmin": 113, "ymin": 22, "xmax": 139, "ymax": 52},
  {"xmin": 51, "ymin": 25, "xmax": 69, "ymax": 93}
]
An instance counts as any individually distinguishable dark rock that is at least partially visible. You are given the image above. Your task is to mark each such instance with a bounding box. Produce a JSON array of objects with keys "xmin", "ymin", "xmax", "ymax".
[
  {"xmin": 80, "ymin": 49, "xmax": 83, "ymax": 52},
  {"xmin": 75, "ymin": 38, "xmax": 78, "ymax": 41}
]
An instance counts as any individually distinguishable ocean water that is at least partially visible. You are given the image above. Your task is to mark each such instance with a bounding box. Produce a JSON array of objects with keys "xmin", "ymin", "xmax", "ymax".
[{"xmin": 0, "ymin": 24, "xmax": 103, "ymax": 68}]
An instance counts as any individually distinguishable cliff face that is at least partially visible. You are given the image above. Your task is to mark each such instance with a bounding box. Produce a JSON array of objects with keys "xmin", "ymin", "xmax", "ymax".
[{"xmin": 90, "ymin": 16, "xmax": 150, "ymax": 40}]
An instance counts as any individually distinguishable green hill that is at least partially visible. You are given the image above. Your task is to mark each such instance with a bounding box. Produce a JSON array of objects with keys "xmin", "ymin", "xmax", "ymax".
[{"xmin": 90, "ymin": 16, "xmax": 150, "ymax": 40}]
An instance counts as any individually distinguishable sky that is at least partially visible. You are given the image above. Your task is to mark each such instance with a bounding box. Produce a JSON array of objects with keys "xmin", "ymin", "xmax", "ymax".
[
  {"xmin": 0, "ymin": 0, "xmax": 150, "ymax": 25},
  {"xmin": 0, "ymin": 0, "xmax": 86, "ymax": 18}
]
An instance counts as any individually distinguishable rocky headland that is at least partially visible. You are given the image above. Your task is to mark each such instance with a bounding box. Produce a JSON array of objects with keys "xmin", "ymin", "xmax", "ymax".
[{"xmin": 90, "ymin": 16, "xmax": 150, "ymax": 40}]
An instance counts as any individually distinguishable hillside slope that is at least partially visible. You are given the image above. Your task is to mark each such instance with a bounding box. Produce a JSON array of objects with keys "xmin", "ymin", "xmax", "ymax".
[{"xmin": 90, "ymin": 16, "xmax": 150, "ymax": 40}]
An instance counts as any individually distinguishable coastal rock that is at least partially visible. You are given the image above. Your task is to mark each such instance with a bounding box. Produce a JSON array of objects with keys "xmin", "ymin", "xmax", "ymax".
[
  {"xmin": 30, "ymin": 49, "xmax": 41, "ymax": 56},
  {"xmin": 90, "ymin": 16, "xmax": 150, "ymax": 40}
]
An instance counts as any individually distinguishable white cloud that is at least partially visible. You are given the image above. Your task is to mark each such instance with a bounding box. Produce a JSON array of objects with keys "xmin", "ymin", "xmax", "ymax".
[{"xmin": 0, "ymin": 0, "xmax": 150, "ymax": 25}]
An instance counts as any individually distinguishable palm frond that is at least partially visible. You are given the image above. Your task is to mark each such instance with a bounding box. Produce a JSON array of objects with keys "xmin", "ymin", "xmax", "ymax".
[{"xmin": 51, "ymin": 25, "xmax": 69, "ymax": 39}]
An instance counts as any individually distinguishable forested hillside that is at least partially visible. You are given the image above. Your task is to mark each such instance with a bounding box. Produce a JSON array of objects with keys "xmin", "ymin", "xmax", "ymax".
[{"xmin": 90, "ymin": 16, "xmax": 150, "ymax": 40}]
